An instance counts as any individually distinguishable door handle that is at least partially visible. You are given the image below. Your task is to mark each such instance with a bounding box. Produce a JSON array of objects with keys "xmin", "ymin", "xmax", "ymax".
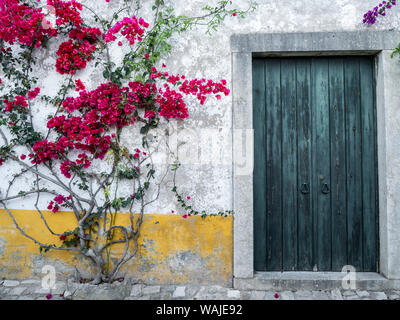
[
  {"xmin": 321, "ymin": 183, "xmax": 330, "ymax": 194},
  {"xmin": 300, "ymin": 183, "xmax": 309, "ymax": 194}
]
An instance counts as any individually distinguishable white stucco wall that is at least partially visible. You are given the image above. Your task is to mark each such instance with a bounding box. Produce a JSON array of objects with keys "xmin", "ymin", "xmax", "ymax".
[
  {"xmin": 1, "ymin": 0, "xmax": 400, "ymax": 227},
  {"xmin": 0, "ymin": 0, "xmax": 400, "ymax": 277}
]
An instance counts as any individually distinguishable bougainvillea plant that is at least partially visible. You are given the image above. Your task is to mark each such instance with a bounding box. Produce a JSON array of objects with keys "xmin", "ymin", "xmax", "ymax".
[
  {"xmin": 363, "ymin": 0, "xmax": 397, "ymax": 24},
  {"xmin": 0, "ymin": 0, "xmax": 257, "ymax": 284}
]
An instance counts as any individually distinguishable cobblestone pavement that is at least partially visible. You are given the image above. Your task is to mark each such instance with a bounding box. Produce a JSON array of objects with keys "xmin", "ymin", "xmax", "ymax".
[{"xmin": 1, "ymin": 279, "xmax": 400, "ymax": 300}]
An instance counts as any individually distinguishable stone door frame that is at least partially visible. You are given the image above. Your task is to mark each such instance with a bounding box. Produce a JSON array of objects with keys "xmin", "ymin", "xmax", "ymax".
[{"xmin": 231, "ymin": 31, "xmax": 400, "ymax": 286}]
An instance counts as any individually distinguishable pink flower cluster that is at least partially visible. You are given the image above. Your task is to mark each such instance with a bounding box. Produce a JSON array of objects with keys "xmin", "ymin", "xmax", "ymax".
[
  {"xmin": 0, "ymin": 0, "xmax": 57, "ymax": 48},
  {"xmin": 31, "ymin": 82, "xmax": 142, "ymax": 177},
  {"xmin": 47, "ymin": 0, "xmax": 83, "ymax": 27},
  {"xmin": 62, "ymin": 82, "xmax": 138, "ymax": 127},
  {"xmin": 76, "ymin": 153, "xmax": 90, "ymax": 168},
  {"xmin": 149, "ymin": 66, "xmax": 230, "ymax": 118},
  {"xmin": 3, "ymin": 96, "xmax": 28, "ymax": 112},
  {"xmin": 151, "ymin": 66, "xmax": 230, "ymax": 106},
  {"xmin": 60, "ymin": 160, "xmax": 74, "ymax": 178},
  {"xmin": 31, "ymin": 67, "xmax": 230, "ymax": 177},
  {"xmin": 11, "ymin": 6, "xmax": 232, "ymax": 180},
  {"xmin": 28, "ymin": 87, "xmax": 40, "ymax": 100},
  {"xmin": 179, "ymin": 78, "xmax": 230, "ymax": 105},
  {"xmin": 47, "ymin": 194, "xmax": 72, "ymax": 213},
  {"xmin": 32, "ymin": 140, "xmax": 60, "ymax": 164},
  {"xmin": 133, "ymin": 148, "xmax": 142, "ymax": 159},
  {"xmin": 104, "ymin": 16, "xmax": 149, "ymax": 45},
  {"xmin": 157, "ymin": 85, "xmax": 188, "ymax": 119},
  {"xmin": 75, "ymin": 79, "xmax": 85, "ymax": 91},
  {"xmin": 55, "ymin": 39, "xmax": 96, "ymax": 74},
  {"xmin": 45, "ymin": 0, "xmax": 101, "ymax": 75},
  {"xmin": 69, "ymin": 26, "xmax": 102, "ymax": 41},
  {"xmin": 0, "ymin": 0, "xmax": 100, "ymax": 74}
]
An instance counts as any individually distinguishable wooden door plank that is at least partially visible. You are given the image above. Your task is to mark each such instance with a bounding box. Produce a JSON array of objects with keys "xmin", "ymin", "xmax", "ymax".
[
  {"xmin": 329, "ymin": 58, "xmax": 348, "ymax": 271},
  {"xmin": 281, "ymin": 59, "xmax": 298, "ymax": 270},
  {"xmin": 253, "ymin": 59, "xmax": 267, "ymax": 271},
  {"xmin": 265, "ymin": 59, "xmax": 283, "ymax": 271},
  {"xmin": 296, "ymin": 59, "xmax": 313, "ymax": 270},
  {"xmin": 359, "ymin": 57, "xmax": 378, "ymax": 271},
  {"xmin": 311, "ymin": 58, "xmax": 332, "ymax": 271},
  {"xmin": 344, "ymin": 57, "xmax": 363, "ymax": 271}
]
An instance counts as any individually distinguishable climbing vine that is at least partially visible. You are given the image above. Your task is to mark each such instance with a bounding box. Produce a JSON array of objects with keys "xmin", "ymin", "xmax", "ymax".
[{"xmin": 0, "ymin": 0, "xmax": 256, "ymax": 284}]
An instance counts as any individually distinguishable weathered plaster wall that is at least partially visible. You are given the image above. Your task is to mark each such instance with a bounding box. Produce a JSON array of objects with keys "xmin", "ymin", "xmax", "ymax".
[
  {"xmin": 1, "ymin": 0, "xmax": 400, "ymax": 283},
  {"xmin": 0, "ymin": 210, "xmax": 232, "ymax": 285},
  {"xmin": 3, "ymin": 0, "xmax": 400, "ymax": 214}
]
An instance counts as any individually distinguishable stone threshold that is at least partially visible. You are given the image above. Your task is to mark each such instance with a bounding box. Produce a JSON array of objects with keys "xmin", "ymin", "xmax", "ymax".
[{"xmin": 234, "ymin": 272, "xmax": 400, "ymax": 291}]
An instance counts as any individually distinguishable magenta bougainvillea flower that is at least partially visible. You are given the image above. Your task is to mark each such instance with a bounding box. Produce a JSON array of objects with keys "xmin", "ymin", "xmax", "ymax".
[{"xmin": 363, "ymin": 0, "xmax": 397, "ymax": 24}]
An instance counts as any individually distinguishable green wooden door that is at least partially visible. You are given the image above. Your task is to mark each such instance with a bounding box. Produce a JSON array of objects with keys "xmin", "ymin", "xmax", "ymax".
[{"xmin": 253, "ymin": 56, "xmax": 378, "ymax": 272}]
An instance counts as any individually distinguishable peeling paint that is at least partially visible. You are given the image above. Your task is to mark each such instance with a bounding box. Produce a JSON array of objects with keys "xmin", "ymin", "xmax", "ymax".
[{"xmin": 0, "ymin": 209, "xmax": 232, "ymax": 285}]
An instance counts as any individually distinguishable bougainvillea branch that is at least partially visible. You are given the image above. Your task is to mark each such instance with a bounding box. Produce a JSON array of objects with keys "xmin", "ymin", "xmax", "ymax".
[
  {"xmin": 0, "ymin": 0, "xmax": 256, "ymax": 284},
  {"xmin": 363, "ymin": 0, "xmax": 397, "ymax": 24}
]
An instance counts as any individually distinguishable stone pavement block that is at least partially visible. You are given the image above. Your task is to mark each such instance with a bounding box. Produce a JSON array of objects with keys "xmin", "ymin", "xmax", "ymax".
[
  {"xmin": 208, "ymin": 285, "xmax": 227, "ymax": 294},
  {"xmin": 331, "ymin": 288, "xmax": 343, "ymax": 300},
  {"xmin": 240, "ymin": 291, "xmax": 251, "ymax": 300},
  {"xmin": 21, "ymin": 280, "xmax": 41, "ymax": 285},
  {"xmin": 3, "ymin": 280, "xmax": 20, "ymax": 287},
  {"xmin": 369, "ymin": 292, "xmax": 387, "ymax": 300},
  {"xmin": 1, "ymin": 296, "xmax": 17, "ymax": 300},
  {"xmin": 264, "ymin": 292, "xmax": 279, "ymax": 300},
  {"xmin": 130, "ymin": 284, "xmax": 142, "ymax": 297},
  {"xmin": 34, "ymin": 287, "xmax": 51, "ymax": 294},
  {"xmin": 388, "ymin": 293, "xmax": 400, "ymax": 300},
  {"xmin": 249, "ymin": 291, "xmax": 265, "ymax": 300},
  {"xmin": 227, "ymin": 290, "xmax": 240, "ymax": 299},
  {"xmin": 0, "ymin": 287, "xmax": 10, "ymax": 295},
  {"xmin": 63, "ymin": 290, "xmax": 73, "ymax": 300},
  {"xmin": 185, "ymin": 286, "xmax": 200, "ymax": 297},
  {"xmin": 18, "ymin": 296, "xmax": 35, "ymax": 300},
  {"xmin": 52, "ymin": 284, "xmax": 67, "ymax": 295},
  {"xmin": 280, "ymin": 291, "xmax": 294, "ymax": 300},
  {"xmin": 159, "ymin": 292, "xmax": 173, "ymax": 300},
  {"xmin": 142, "ymin": 286, "xmax": 161, "ymax": 295},
  {"xmin": 193, "ymin": 287, "xmax": 206, "ymax": 300},
  {"xmin": 294, "ymin": 290, "xmax": 313, "ymax": 300},
  {"xmin": 311, "ymin": 291, "xmax": 330, "ymax": 300},
  {"xmin": 342, "ymin": 290, "xmax": 356, "ymax": 296},
  {"xmin": 173, "ymin": 286, "xmax": 186, "ymax": 298},
  {"xmin": 356, "ymin": 290, "xmax": 370, "ymax": 298},
  {"xmin": 161, "ymin": 285, "xmax": 176, "ymax": 293},
  {"xmin": 9, "ymin": 287, "xmax": 27, "ymax": 296},
  {"xmin": 22, "ymin": 286, "xmax": 39, "ymax": 295}
]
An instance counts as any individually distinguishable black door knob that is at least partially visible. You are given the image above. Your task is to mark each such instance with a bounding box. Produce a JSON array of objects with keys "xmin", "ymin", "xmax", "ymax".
[
  {"xmin": 300, "ymin": 183, "xmax": 309, "ymax": 194},
  {"xmin": 321, "ymin": 183, "xmax": 330, "ymax": 194}
]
